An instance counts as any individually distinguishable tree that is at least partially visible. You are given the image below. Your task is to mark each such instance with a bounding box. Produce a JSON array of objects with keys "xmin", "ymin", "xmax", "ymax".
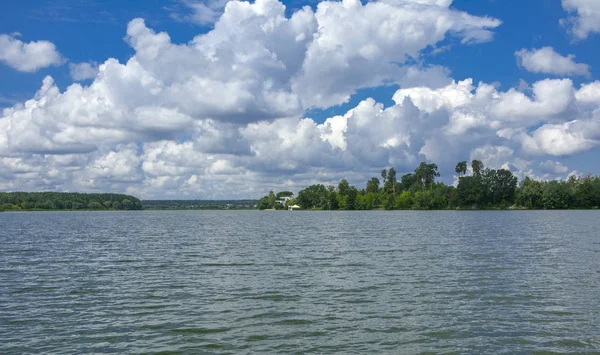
[
  {"xmin": 121, "ymin": 199, "xmax": 133, "ymax": 210},
  {"xmin": 395, "ymin": 191, "xmax": 414, "ymax": 209},
  {"xmin": 327, "ymin": 185, "xmax": 338, "ymax": 210},
  {"xmin": 337, "ymin": 179, "xmax": 351, "ymax": 196},
  {"xmin": 381, "ymin": 169, "xmax": 387, "ymax": 187},
  {"xmin": 455, "ymin": 161, "xmax": 467, "ymax": 177},
  {"xmin": 472, "ymin": 160, "xmax": 484, "ymax": 177},
  {"xmin": 400, "ymin": 173, "xmax": 417, "ymax": 192},
  {"xmin": 257, "ymin": 197, "xmax": 270, "ymax": 210},
  {"xmin": 337, "ymin": 180, "xmax": 357, "ymax": 210},
  {"xmin": 268, "ymin": 191, "xmax": 276, "ymax": 209},
  {"xmin": 297, "ymin": 184, "xmax": 328, "ymax": 209},
  {"xmin": 88, "ymin": 201, "xmax": 103, "ymax": 209},
  {"xmin": 517, "ymin": 177, "xmax": 543, "ymax": 209},
  {"xmin": 366, "ymin": 177, "xmax": 380, "ymax": 194},
  {"xmin": 457, "ymin": 176, "xmax": 482, "ymax": 207},
  {"xmin": 415, "ymin": 162, "xmax": 440, "ymax": 190},
  {"xmin": 574, "ymin": 176, "xmax": 600, "ymax": 208},
  {"xmin": 385, "ymin": 168, "xmax": 397, "ymax": 197},
  {"xmin": 492, "ymin": 169, "xmax": 518, "ymax": 205},
  {"xmin": 542, "ymin": 181, "xmax": 570, "ymax": 209}
]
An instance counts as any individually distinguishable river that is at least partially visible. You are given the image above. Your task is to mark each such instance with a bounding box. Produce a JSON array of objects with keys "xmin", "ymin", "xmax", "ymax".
[{"xmin": 1, "ymin": 210, "xmax": 599, "ymax": 353}]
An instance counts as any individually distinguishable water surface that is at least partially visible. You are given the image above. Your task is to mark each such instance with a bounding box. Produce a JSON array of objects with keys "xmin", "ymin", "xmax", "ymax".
[{"xmin": 1, "ymin": 211, "xmax": 599, "ymax": 354}]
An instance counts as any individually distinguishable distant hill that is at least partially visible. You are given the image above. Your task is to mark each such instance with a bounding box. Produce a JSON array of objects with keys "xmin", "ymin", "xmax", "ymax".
[{"xmin": 0, "ymin": 192, "xmax": 142, "ymax": 211}]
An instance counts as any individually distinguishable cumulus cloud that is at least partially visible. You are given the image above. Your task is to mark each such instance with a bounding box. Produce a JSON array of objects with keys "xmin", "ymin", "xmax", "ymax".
[
  {"xmin": 540, "ymin": 160, "xmax": 569, "ymax": 174},
  {"xmin": 69, "ymin": 62, "xmax": 99, "ymax": 81},
  {"xmin": 561, "ymin": 0, "xmax": 600, "ymax": 40},
  {"xmin": 2, "ymin": 73, "xmax": 599, "ymax": 197},
  {"xmin": 515, "ymin": 47, "xmax": 590, "ymax": 77},
  {"xmin": 2, "ymin": 0, "xmax": 599, "ymax": 199},
  {"xmin": 0, "ymin": 33, "xmax": 64, "ymax": 72}
]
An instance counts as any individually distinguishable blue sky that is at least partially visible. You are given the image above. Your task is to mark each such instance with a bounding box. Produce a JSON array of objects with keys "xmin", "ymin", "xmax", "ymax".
[
  {"xmin": 1, "ymin": 0, "xmax": 600, "ymax": 198},
  {"xmin": 2, "ymin": 0, "xmax": 598, "ymax": 109}
]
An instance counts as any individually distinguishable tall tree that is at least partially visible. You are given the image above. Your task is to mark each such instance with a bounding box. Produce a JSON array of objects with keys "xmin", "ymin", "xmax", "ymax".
[
  {"xmin": 455, "ymin": 161, "xmax": 467, "ymax": 177},
  {"xmin": 386, "ymin": 168, "xmax": 397, "ymax": 196},
  {"xmin": 400, "ymin": 173, "xmax": 417, "ymax": 192},
  {"xmin": 415, "ymin": 162, "xmax": 440, "ymax": 190},
  {"xmin": 472, "ymin": 160, "xmax": 484, "ymax": 177},
  {"xmin": 366, "ymin": 177, "xmax": 380, "ymax": 194}
]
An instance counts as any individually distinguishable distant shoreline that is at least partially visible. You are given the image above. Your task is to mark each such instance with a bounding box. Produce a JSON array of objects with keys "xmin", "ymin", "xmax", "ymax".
[{"xmin": 3, "ymin": 207, "xmax": 598, "ymax": 213}]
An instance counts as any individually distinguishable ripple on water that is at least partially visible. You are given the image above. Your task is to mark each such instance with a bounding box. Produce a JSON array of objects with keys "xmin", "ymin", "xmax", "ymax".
[{"xmin": 0, "ymin": 210, "xmax": 599, "ymax": 354}]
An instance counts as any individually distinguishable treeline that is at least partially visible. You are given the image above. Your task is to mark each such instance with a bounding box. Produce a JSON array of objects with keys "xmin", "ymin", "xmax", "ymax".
[
  {"xmin": 259, "ymin": 160, "xmax": 600, "ymax": 210},
  {"xmin": 143, "ymin": 200, "xmax": 258, "ymax": 210},
  {"xmin": 257, "ymin": 191, "xmax": 294, "ymax": 210},
  {"xmin": 0, "ymin": 192, "xmax": 142, "ymax": 211}
]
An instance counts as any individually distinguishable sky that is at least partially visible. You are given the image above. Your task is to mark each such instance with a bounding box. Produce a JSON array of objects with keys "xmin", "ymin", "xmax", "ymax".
[{"xmin": 1, "ymin": 0, "xmax": 600, "ymax": 199}]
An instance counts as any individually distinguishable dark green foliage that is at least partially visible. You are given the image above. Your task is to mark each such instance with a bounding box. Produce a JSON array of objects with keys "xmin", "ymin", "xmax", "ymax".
[
  {"xmin": 255, "ymin": 160, "xmax": 600, "ymax": 211},
  {"xmin": 455, "ymin": 161, "xmax": 467, "ymax": 177},
  {"xmin": 471, "ymin": 160, "xmax": 484, "ymax": 176},
  {"xmin": 385, "ymin": 168, "xmax": 397, "ymax": 196},
  {"xmin": 365, "ymin": 177, "xmax": 380, "ymax": 194},
  {"xmin": 298, "ymin": 184, "xmax": 329, "ymax": 209},
  {"xmin": 414, "ymin": 162, "xmax": 440, "ymax": 190},
  {"xmin": 0, "ymin": 192, "xmax": 142, "ymax": 211}
]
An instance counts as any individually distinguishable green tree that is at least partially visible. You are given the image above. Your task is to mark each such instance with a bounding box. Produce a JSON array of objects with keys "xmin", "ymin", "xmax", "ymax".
[
  {"xmin": 121, "ymin": 199, "xmax": 133, "ymax": 210},
  {"xmin": 257, "ymin": 197, "xmax": 271, "ymax": 210},
  {"xmin": 517, "ymin": 177, "xmax": 543, "ymax": 209},
  {"xmin": 542, "ymin": 181, "xmax": 570, "ymax": 209},
  {"xmin": 492, "ymin": 169, "xmax": 518, "ymax": 206},
  {"xmin": 365, "ymin": 177, "xmax": 380, "ymax": 194},
  {"xmin": 471, "ymin": 160, "xmax": 484, "ymax": 177},
  {"xmin": 297, "ymin": 184, "xmax": 328, "ymax": 209},
  {"xmin": 394, "ymin": 191, "xmax": 414, "ymax": 209},
  {"xmin": 457, "ymin": 176, "xmax": 482, "ymax": 207},
  {"xmin": 88, "ymin": 201, "xmax": 103, "ymax": 209},
  {"xmin": 399, "ymin": 173, "xmax": 417, "ymax": 192},
  {"xmin": 415, "ymin": 162, "xmax": 440, "ymax": 190},
  {"xmin": 385, "ymin": 168, "xmax": 397, "ymax": 197},
  {"xmin": 455, "ymin": 161, "xmax": 467, "ymax": 177},
  {"xmin": 268, "ymin": 191, "xmax": 276, "ymax": 209},
  {"xmin": 413, "ymin": 190, "xmax": 433, "ymax": 209}
]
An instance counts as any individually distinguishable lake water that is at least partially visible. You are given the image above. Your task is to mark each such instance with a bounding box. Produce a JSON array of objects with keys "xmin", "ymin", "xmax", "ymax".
[{"xmin": 1, "ymin": 211, "xmax": 599, "ymax": 354}]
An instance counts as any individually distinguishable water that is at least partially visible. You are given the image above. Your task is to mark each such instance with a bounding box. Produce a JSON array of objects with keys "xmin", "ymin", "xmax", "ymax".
[{"xmin": 1, "ymin": 211, "xmax": 599, "ymax": 354}]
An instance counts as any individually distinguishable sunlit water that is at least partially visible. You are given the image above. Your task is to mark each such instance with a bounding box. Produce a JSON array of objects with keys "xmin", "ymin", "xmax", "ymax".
[{"xmin": 1, "ymin": 210, "xmax": 599, "ymax": 354}]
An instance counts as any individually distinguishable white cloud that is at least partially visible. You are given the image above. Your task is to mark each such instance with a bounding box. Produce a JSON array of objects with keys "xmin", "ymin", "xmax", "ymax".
[
  {"xmin": 0, "ymin": 33, "xmax": 64, "ymax": 72},
  {"xmin": 561, "ymin": 0, "xmax": 600, "ymax": 40},
  {"xmin": 575, "ymin": 81, "xmax": 600, "ymax": 104},
  {"xmin": 69, "ymin": 62, "xmax": 99, "ymax": 81},
  {"xmin": 540, "ymin": 160, "xmax": 569, "ymax": 174},
  {"xmin": 515, "ymin": 47, "xmax": 590, "ymax": 77},
  {"xmin": 170, "ymin": 0, "xmax": 230, "ymax": 25},
  {"xmin": 521, "ymin": 118, "xmax": 600, "ymax": 157},
  {"xmin": 3, "ymin": 0, "xmax": 600, "ymax": 199}
]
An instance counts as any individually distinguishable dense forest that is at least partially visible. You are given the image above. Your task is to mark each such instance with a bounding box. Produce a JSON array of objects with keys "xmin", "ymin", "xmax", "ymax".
[
  {"xmin": 258, "ymin": 160, "xmax": 600, "ymax": 210},
  {"xmin": 143, "ymin": 200, "xmax": 258, "ymax": 210},
  {"xmin": 0, "ymin": 192, "xmax": 142, "ymax": 211}
]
